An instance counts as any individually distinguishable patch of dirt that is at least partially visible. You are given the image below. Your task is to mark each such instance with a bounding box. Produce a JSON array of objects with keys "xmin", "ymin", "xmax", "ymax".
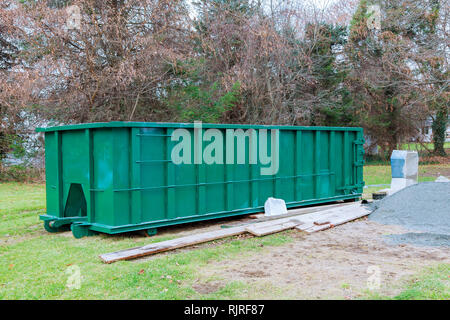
[
  {"xmin": 237, "ymin": 270, "xmax": 270, "ymax": 278},
  {"xmin": 192, "ymin": 281, "xmax": 223, "ymax": 294},
  {"xmin": 0, "ymin": 226, "xmax": 48, "ymax": 246},
  {"xmin": 196, "ymin": 219, "xmax": 450, "ymax": 299}
]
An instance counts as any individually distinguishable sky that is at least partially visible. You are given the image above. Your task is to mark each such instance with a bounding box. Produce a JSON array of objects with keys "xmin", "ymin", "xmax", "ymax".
[{"xmin": 186, "ymin": 0, "xmax": 341, "ymax": 17}]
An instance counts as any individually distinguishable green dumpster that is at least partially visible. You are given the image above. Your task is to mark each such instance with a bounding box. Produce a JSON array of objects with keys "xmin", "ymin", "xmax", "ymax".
[{"xmin": 36, "ymin": 122, "xmax": 364, "ymax": 238}]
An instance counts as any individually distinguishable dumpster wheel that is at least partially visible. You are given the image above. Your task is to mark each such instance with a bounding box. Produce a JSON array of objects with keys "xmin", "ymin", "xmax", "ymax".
[
  {"xmin": 44, "ymin": 220, "xmax": 70, "ymax": 233},
  {"xmin": 146, "ymin": 228, "xmax": 157, "ymax": 237},
  {"xmin": 71, "ymin": 223, "xmax": 97, "ymax": 239}
]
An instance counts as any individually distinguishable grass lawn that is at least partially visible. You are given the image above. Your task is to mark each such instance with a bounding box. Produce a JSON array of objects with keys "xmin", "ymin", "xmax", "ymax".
[
  {"xmin": 362, "ymin": 163, "xmax": 449, "ymax": 198},
  {"xmin": 401, "ymin": 142, "xmax": 450, "ymax": 151},
  {"xmin": 364, "ymin": 264, "xmax": 450, "ymax": 300},
  {"xmin": 0, "ymin": 163, "xmax": 449, "ymax": 299},
  {"xmin": 0, "ymin": 183, "xmax": 293, "ymax": 299}
]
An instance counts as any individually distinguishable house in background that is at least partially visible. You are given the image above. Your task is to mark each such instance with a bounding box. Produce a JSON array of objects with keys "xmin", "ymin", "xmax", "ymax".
[
  {"xmin": 415, "ymin": 116, "xmax": 450, "ymax": 143},
  {"xmin": 364, "ymin": 115, "xmax": 449, "ymax": 156}
]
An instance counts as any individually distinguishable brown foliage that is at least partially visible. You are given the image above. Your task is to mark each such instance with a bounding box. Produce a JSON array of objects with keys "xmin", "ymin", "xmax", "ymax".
[
  {"xmin": 0, "ymin": 0, "xmax": 447, "ymax": 161},
  {"xmin": 1, "ymin": 0, "xmax": 193, "ymax": 122}
]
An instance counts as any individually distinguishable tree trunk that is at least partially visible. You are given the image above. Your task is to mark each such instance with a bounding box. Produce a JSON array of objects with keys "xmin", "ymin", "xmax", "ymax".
[{"xmin": 432, "ymin": 105, "xmax": 448, "ymax": 156}]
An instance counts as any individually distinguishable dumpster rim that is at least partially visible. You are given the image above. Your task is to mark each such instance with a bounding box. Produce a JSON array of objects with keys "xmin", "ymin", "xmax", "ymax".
[{"xmin": 36, "ymin": 121, "xmax": 364, "ymax": 133}]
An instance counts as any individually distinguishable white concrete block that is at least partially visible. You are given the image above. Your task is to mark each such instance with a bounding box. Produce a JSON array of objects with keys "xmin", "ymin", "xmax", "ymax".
[{"xmin": 264, "ymin": 197, "xmax": 288, "ymax": 217}]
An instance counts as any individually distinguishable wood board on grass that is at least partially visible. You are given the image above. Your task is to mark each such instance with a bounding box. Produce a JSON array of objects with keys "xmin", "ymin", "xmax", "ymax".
[
  {"xmin": 99, "ymin": 203, "xmax": 372, "ymax": 263},
  {"xmin": 99, "ymin": 226, "xmax": 246, "ymax": 264},
  {"xmin": 296, "ymin": 205, "xmax": 371, "ymax": 233},
  {"xmin": 223, "ymin": 202, "xmax": 354, "ymax": 227},
  {"xmin": 100, "ymin": 212, "xmax": 312, "ymax": 263},
  {"xmin": 245, "ymin": 219, "xmax": 303, "ymax": 236}
]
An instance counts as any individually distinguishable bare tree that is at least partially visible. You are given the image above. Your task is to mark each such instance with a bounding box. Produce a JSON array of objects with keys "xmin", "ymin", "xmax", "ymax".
[
  {"xmin": 344, "ymin": 0, "xmax": 448, "ymax": 155},
  {"xmin": 1, "ymin": 0, "xmax": 193, "ymax": 123}
]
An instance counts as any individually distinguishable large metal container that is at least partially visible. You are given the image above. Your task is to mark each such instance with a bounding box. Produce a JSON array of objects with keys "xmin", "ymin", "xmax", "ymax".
[{"xmin": 36, "ymin": 122, "xmax": 365, "ymax": 238}]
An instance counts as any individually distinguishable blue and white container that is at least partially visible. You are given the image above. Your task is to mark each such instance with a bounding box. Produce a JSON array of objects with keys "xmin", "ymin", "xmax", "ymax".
[{"xmin": 390, "ymin": 150, "xmax": 418, "ymax": 192}]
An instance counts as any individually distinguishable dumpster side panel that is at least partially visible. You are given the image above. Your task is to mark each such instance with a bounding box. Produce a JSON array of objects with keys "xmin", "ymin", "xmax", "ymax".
[
  {"xmin": 299, "ymin": 130, "xmax": 314, "ymax": 200},
  {"xmin": 44, "ymin": 131, "xmax": 63, "ymax": 218},
  {"xmin": 60, "ymin": 131, "xmax": 89, "ymax": 219},
  {"xmin": 132, "ymin": 126, "xmax": 364, "ymax": 229},
  {"xmin": 279, "ymin": 131, "xmax": 295, "ymax": 203},
  {"xmin": 140, "ymin": 127, "xmax": 172, "ymax": 222},
  {"xmin": 92, "ymin": 129, "xmax": 115, "ymax": 226},
  {"xmin": 61, "ymin": 130, "xmax": 89, "ymax": 184},
  {"xmin": 112, "ymin": 128, "xmax": 131, "ymax": 226},
  {"xmin": 334, "ymin": 131, "xmax": 344, "ymax": 192}
]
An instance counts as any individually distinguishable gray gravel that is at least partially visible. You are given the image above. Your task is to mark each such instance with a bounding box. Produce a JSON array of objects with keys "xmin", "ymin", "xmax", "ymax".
[
  {"xmin": 384, "ymin": 233, "xmax": 450, "ymax": 247},
  {"xmin": 369, "ymin": 182, "xmax": 450, "ymax": 247}
]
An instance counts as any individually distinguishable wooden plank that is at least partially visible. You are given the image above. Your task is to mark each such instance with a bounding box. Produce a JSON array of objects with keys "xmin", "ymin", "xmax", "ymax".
[
  {"xmin": 278, "ymin": 202, "xmax": 353, "ymax": 217},
  {"xmin": 324, "ymin": 208, "xmax": 370, "ymax": 227},
  {"xmin": 100, "ymin": 226, "xmax": 246, "ymax": 263},
  {"xmin": 100, "ymin": 208, "xmax": 316, "ymax": 263},
  {"xmin": 246, "ymin": 219, "xmax": 303, "ymax": 237},
  {"xmin": 314, "ymin": 218, "xmax": 331, "ymax": 225},
  {"xmin": 303, "ymin": 223, "xmax": 332, "ymax": 233},
  {"xmin": 297, "ymin": 205, "xmax": 371, "ymax": 233},
  {"xmin": 100, "ymin": 202, "xmax": 371, "ymax": 263},
  {"xmin": 221, "ymin": 202, "xmax": 354, "ymax": 228},
  {"xmin": 295, "ymin": 222, "xmax": 315, "ymax": 231}
]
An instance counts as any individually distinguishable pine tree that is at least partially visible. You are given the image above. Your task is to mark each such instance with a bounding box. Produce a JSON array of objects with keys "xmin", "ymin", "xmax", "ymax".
[
  {"xmin": 345, "ymin": 0, "xmax": 435, "ymax": 156},
  {"xmin": 304, "ymin": 23, "xmax": 353, "ymax": 126}
]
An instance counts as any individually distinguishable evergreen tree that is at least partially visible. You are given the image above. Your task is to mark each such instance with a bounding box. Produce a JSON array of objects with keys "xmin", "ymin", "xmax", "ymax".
[
  {"xmin": 413, "ymin": 0, "xmax": 448, "ymax": 156},
  {"xmin": 345, "ymin": 0, "xmax": 431, "ymax": 155},
  {"xmin": 304, "ymin": 23, "xmax": 353, "ymax": 126}
]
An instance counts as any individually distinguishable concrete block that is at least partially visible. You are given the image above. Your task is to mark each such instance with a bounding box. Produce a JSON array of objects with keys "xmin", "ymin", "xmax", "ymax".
[{"xmin": 264, "ymin": 197, "xmax": 288, "ymax": 217}]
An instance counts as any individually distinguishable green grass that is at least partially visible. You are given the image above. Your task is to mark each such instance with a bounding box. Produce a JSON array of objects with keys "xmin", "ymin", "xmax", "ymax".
[
  {"xmin": 366, "ymin": 142, "xmax": 450, "ymax": 155},
  {"xmin": 0, "ymin": 231, "xmax": 292, "ymax": 299},
  {"xmin": 0, "ymin": 183, "xmax": 293, "ymax": 299},
  {"xmin": 364, "ymin": 264, "xmax": 450, "ymax": 300},
  {"xmin": 394, "ymin": 264, "xmax": 450, "ymax": 300},
  {"xmin": 1, "ymin": 164, "xmax": 449, "ymax": 299},
  {"xmin": 365, "ymin": 143, "xmax": 450, "ymax": 165},
  {"xmin": 362, "ymin": 163, "xmax": 448, "ymax": 198},
  {"xmin": 401, "ymin": 142, "xmax": 450, "ymax": 151},
  {"xmin": 0, "ymin": 183, "xmax": 46, "ymax": 238}
]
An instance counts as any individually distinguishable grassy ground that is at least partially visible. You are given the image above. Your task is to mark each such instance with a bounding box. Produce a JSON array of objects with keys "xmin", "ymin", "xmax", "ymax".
[
  {"xmin": 401, "ymin": 142, "xmax": 450, "ymax": 151},
  {"xmin": 362, "ymin": 163, "xmax": 449, "ymax": 199},
  {"xmin": 0, "ymin": 164, "xmax": 449, "ymax": 299},
  {"xmin": 0, "ymin": 184, "xmax": 293, "ymax": 299},
  {"xmin": 364, "ymin": 264, "xmax": 450, "ymax": 300}
]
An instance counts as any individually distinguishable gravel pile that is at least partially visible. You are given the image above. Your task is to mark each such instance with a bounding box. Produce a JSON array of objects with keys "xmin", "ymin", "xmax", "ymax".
[{"xmin": 369, "ymin": 182, "xmax": 450, "ymax": 247}]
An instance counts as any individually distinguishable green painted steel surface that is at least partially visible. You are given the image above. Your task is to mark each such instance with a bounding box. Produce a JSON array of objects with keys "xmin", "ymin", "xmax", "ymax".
[{"xmin": 37, "ymin": 122, "xmax": 365, "ymax": 237}]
